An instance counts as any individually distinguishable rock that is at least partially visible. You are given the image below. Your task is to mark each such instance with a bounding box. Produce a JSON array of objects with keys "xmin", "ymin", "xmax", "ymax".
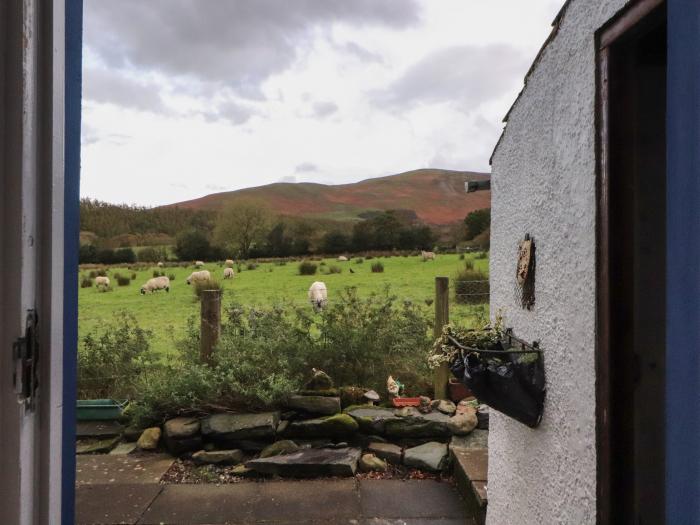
[
  {"xmin": 283, "ymin": 414, "xmax": 359, "ymax": 439},
  {"xmin": 76, "ymin": 436, "xmax": 121, "ymax": 455},
  {"xmin": 359, "ymin": 453, "xmax": 387, "ymax": 472},
  {"xmin": 259, "ymin": 440, "xmax": 300, "ymax": 458},
  {"xmin": 418, "ymin": 396, "xmax": 432, "ymax": 414},
  {"xmin": 455, "ymin": 398, "xmax": 479, "ymax": 416},
  {"xmin": 477, "ymin": 405, "xmax": 489, "ymax": 430},
  {"xmin": 304, "ymin": 369, "xmax": 333, "ymax": 390},
  {"xmin": 363, "ymin": 390, "xmax": 380, "ymax": 403},
  {"xmin": 297, "ymin": 389, "xmax": 339, "ymax": 397},
  {"xmin": 201, "ymin": 412, "xmax": 279, "ymax": 443},
  {"xmin": 231, "ymin": 464, "xmax": 255, "ymax": 477},
  {"xmin": 233, "ymin": 440, "xmax": 272, "ymax": 452},
  {"xmin": 450, "ymin": 429, "xmax": 489, "ymax": 451},
  {"xmin": 277, "ymin": 420, "xmax": 290, "ymax": 435},
  {"xmin": 339, "ymin": 386, "xmax": 366, "ymax": 407},
  {"xmin": 123, "ymin": 426, "xmax": 143, "ymax": 442},
  {"xmin": 109, "ymin": 442, "xmax": 137, "ymax": 455},
  {"xmin": 436, "ymin": 400, "xmax": 457, "ymax": 416},
  {"xmin": 287, "ymin": 395, "xmax": 341, "ymax": 416},
  {"xmin": 203, "ymin": 442, "xmax": 217, "ymax": 451},
  {"xmin": 164, "ymin": 417, "xmax": 200, "ymax": 439},
  {"xmin": 384, "ymin": 413, "xmax": 451, "ymax": 440},
  {"xmin": 395, "ymin": 407, "xmax": 420, "ymax": 418},
  {"xmin": 344, "ymin": 406, "xmax": 398, "ymax": 434},
  {"xmin": 446, "ymin": 413, "xmax": 478, "ymax": 435},
  {"xmin": 192, "ymin": 449, "xmax": 244, "ymax": 465},
  {"xmin": 403, "ymin": 442, "xmax": 448, "ymax": 472},
  {"xmin": 163, "ymin": 417, "xmax": 202, "ymax": 455},
  {"xmin": 246, "ymin": 447, "xmax": 362, "ymax": 477},
  {"xmin": 137, "ymin": 427, "xmax": 161, "ymax": 450},
  {"xmin": 367, "ymin": 442, "xmax": 402, "ymax": 464}
]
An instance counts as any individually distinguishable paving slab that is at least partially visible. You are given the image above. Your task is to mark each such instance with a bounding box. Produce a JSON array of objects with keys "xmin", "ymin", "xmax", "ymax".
[
  {"xmin": 359, "ymin": 480, "xmax": 468, "ymax": 520},
  {"xmin": 252, "ymin": 480, "xmax": 360, "ymax": 521},
  {"xmin": 363, "ymin": 520, "xmax": 476, "ymax": 525},
  {"xmin": 76, "ymin": 484, "xmax": 161, "ymax": 525},
  {"xmin": 76, "ymin": 454, "xmax": 174, "ymax": 485},
  {"xmin": 452, "ymin": 449, "xmax": 487, "ymax": 482}
]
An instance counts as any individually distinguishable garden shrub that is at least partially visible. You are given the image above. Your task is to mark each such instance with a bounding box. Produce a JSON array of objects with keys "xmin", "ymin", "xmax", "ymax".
[
  {"xmin": 298, "ymin": 261, "xmax": 318, "ymax": 275},
  {"xmin": 116, "ymin": 275, "xmax": 131, "ymax": 286},
  {"xmin": 168, "ymin": 273, "xmax": 176, "ymax": 281},
  {"xmin": 88, "ymin": 270, "xmax": 98, "ymax": 279},
  {"xmin": 371, "ymin": 262, "xmax": 384, "ymax": 273},
  {"xmin": 80, "ymin": 276, "xmax": 93, "ymax": 288},
  {"xmin": 328, "ymin": 265, "xmax": 342, "ymax": 274},
  {"xmin": 355, "ymin": 258, "xmax": 364, "ymax": 264},
  {"xmin": 153, "ymin": 269, "xmax": 165, "ymax": 278}
]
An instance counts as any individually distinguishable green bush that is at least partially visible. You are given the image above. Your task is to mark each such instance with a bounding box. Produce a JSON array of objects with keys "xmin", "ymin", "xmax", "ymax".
[
  {"xmin": 355, "ymin": 258, "xmax": 364, "ymax": 264},
  {"xmin": 116, "ymin": 275, "xmax": 131, "ymax": 286},
  {"xmin": 168, "ymin": 273, "xmax": 176, "ymax": 281},
  {"xmin": 80, "ymin": 276, "xmax": 93, "ymax": 288},
  {"xmin": 475, "ymin": 251, "xmax": 488, "ymax": 260},
  {"xmin": 153, "ymin": 269, "xmax": 165, "ymax": 278},
  {"xmin": 247, "ymin": 262, "xmax": 259, "ymax": 271},
  {"xmin": 371, "ymin": 262, "xmax": 384, "ymax": 273},
  {"xmin": 131, "ymin": 272, "xmax": 137, "ymax": 280},
  {"xmin": 328, "ymin": 265, "xmax": 342, "ymax": 274},
  {"xmin": 298, "ymin": 261, "xmax": 318, "ymax": 275},
  {"xmin": 96, "ymin": 269, "xmax": 107, "ymax": 277},
  {"xmin": 137, "ymin": 246, "xmax": 167, "ymax": 263},
  {"xmin": 78, "ymin": 313, "xmax": 157, "ymax": 399},
  {"xmin": 88, "ymin": 270, "xmax": 98, "ymax": 279}
]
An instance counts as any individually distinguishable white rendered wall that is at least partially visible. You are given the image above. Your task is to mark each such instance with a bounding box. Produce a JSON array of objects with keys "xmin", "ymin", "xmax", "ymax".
[{"xmin": 488, "ymin": 0, "xmax": 628, "ymax": 523}]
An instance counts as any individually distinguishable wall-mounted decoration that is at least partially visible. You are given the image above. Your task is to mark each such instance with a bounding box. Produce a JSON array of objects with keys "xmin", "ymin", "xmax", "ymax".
[{"xmin": 516, "ymin": 234, "xmax": 536, "ymax": 310}]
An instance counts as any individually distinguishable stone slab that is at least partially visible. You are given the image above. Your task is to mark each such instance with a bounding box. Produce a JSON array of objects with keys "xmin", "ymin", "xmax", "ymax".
[
  {"xmin": 76, "ymin": 483, "xmax": 161, "ymax": 525},
  {"xmin": 363, "ymin": 520, "xmax": 476, "ymax": 525},
  {"xmin": 247, "ymin": 447, "xmax": 361, "ymax": 477},
  {"xmin": 452, "ymin": 448, "xmax": 487, "ymax": 482},
  {"xmin": 201, "ymin": 412, "xmax": 280, "ymax": 442},
  {"xmin": 252, "ymin": 480, "xmax": 360, "ymax": 521},
  {"xmin": 76, "ymin": 420, "xmax": 124, "ymax": 438},
  {"xmin": 76, "ymin": 454, "xmax": 174, "ymax": 485},
  {"xmin": 109, "ymin": 442, "xmax": 138, "ymax": 455},
  {"xmin": 359, "ymin": 480, "xmax": 468, "ymax": 519},
  {"xmin": 288, "ymin": 395, "xmax": 341, "ymax": 415},
  {"xmin": 449, "ymin": 429, "xmax": 488, "ymax": 451}
]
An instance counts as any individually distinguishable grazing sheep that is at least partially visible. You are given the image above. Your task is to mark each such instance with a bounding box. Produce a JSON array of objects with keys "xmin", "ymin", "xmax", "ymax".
[
  {"xmin": 308, "ymin": 281, "xmax": 328, "ymax": 311},
  {"xmin": 157, "ymin": 261, "xmax": 164, "ymax": 268},
  {"xmin": 337, "ymin": 255, "xmax": 348, "ymax": 262},
  {"xmin": 195, "ymin": 261, "xmax": 205, "ymax": 268},
  {"xmin": 225, "ymin": 259, "xmax": 235, "ymax": 267},
  {"xmin": 140, "ymin": 276, "xmax": 170, "ymax": 294},
  {"xmin": 95, "ymin": 276, "xmax": 110, "ymax": 289},
  {"xmin": 223, "ymin": 267, "xmax": 235, "ymax": 279},
  {"xmin": 186, "ymin": 270, "xmax": 211, "ymax": 285},
  {"xmin": 421, "ymin": 250, "xmax": 436, "ymax": 261}
]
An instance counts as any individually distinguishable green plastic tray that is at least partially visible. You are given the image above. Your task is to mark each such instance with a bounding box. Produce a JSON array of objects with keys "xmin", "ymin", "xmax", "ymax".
[{"xmin": 76, "ymin": 399, "xmax": 128, "ymax": 421}]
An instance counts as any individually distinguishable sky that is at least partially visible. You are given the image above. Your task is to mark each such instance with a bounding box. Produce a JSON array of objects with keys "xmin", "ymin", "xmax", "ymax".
[{"xmin": 81, "ymin": 0, "xmax": 564, "ymax": 206}]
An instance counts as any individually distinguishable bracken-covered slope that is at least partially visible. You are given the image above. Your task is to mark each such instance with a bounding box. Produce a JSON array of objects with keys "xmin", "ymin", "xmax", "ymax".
[{"xmin": 167, "ymin": 169, "xmax": 490, "ymax": 225}]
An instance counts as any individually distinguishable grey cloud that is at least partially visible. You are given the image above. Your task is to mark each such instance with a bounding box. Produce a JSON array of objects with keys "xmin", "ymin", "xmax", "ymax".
[
  {"xmin": 84, "ymin": 0, "xmax": 421, "ymax": 99},
  {"xmin": 83, "ymin": 67, "xmax": 168, "ymax": 113},
  {"xmin": 311, "ymin": 101, "xmax": 339, "ymax": 118},
  {"xmin": 203, "ymin": 100, "xmax": 257, "ymax": 125},
  {"xmin": 336, "ymin": 41, "xmax": 385, "ymax": 63},
  {"xmin": 374, "ymin": 44, "xmax": 527, "ymax": 109},
  {"xmin": 295, "ymin": 162, "xmax": 319, "ymax": 173},
  {"xmin": 278, "ymin": 175, "xmax": 297, "ymax": 183}
]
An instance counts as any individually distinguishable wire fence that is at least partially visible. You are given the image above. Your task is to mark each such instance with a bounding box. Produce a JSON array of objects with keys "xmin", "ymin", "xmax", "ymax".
[{"xmin": 452, "ymin": 279, "xmax": 490, "ymax": 305}]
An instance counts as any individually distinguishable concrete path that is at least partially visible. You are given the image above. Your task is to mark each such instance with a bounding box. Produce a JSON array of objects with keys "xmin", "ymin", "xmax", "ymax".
[{"xmin": 76, "ymin": 478, "xmax": 474, "ymax": 525}]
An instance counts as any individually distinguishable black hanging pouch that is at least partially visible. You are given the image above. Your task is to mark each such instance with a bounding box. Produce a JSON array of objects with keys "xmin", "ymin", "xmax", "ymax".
[{"xmin": 448, "ymin": 330, "xmax": 545, "ymax": 428}]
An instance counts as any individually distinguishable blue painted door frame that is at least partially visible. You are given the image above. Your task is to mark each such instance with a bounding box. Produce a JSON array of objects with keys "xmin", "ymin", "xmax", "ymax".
[
  {"xmin": 666, "ymin": 0, "xmax": 700, "ymax": 523},
  {"xmin": 61, "ymin": 0, "xmax": 699, "ymax": 523}
]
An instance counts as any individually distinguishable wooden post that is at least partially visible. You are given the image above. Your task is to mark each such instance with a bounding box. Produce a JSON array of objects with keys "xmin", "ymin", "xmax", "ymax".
[
  {"xmin": 200, "ymin": 289, "xmax": 221, "ymax": 364},
  {"xmin": 434, "ymin": 277, "xmax": 450, "ymax": 400}
]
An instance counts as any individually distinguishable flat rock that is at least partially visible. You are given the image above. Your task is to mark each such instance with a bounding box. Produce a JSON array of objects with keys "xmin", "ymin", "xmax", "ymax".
[
  {"xmin": 287, "ymin": 395, "xmax": 341, "ymax": 416},
  {"xmin": 283, "ymin": 413, "xmax": 358, "ymax": 439},
  {"xmin": 367, "ymin": 442, "xmax": 402, "ymax": 464},
  {"xmin": 164, "ymin": 417, "xmax": 200, "ymax": 439},
  {"xmin": 345, "ymin": 406, "xmax": 398, "ymax": 434},
  {"xmin": 192, "ymin": 449, "xmax": 244, "ymax": 465},
  {"xmin": 260, "ymin": 440, "xmax": 301, "ymax": 458},
  {"xmin": 447, "ymin": 413, "xmax": 478, "ymax": 436},
  {"xmin": 109, "ymin": 442, "xmax": 138, "ymax": 455},
  {"xmin": 436, "ymin": 400, "xmax": 457, "ymax": 416},
  {"xmin": 137, "ymin": 427, "xmax": 161, "ymax": 450},
  {"xmin": 450, "ymin": 429, "xmax": 489, "ymax": 451},
  {"xmin": 403, "ymin": 442, "xmax": 448, "ymax": 472},
  {"xmin": 384, "ymin": 413, "xmax": 451, "ymax": 440},
  {"xmin": 201, "ymin": 412, "xmax": 279, "ymax": 442},
  {"xmin": 76, "ymin": 436, "xmax": 121, "ymax": 455},
  {"xmin": 246, "ymin": 447, "xmax": 361, "ymax": 477}
]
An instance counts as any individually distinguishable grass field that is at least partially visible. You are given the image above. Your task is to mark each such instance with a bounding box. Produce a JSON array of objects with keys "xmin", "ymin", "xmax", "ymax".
[{"xmin": 78, "ymin": 253, "xmax": 489, "ymax": 356}]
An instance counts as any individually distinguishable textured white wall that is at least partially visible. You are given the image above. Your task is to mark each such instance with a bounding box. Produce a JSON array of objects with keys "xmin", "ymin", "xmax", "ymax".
[{"xmin": 488, "ymin": 1, "xmax": 629, "ymax": 523}]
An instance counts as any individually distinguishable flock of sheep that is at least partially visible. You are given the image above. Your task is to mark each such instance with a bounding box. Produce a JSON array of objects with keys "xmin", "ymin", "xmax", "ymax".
[{"xmin": 91, "ymin": 252, "xmax": 436, "ymax": 310}]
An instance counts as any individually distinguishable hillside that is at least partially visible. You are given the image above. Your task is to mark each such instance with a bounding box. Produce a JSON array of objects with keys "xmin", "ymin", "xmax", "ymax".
[{"xmin": 167, "ymin": 169, "xmax": 490, "ymax": 225}]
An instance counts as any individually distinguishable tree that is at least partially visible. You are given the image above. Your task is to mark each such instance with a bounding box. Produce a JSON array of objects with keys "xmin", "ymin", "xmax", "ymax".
[
  {"xmin": 213, "ymin": 200, "xmax": 271, "ymax": 259},
  {"xmin": 321, "ymin": 231, "xmax": 350, "ymax": 254},
  {"xmin": 464, "ymin": 209, "xmax": 491, "ymax": 240},
  {"xmin": 174, "ymin": 230, "xmax": 211, "ymax": 261},
  {"xmin": 266, "ymin": 222, "xmax": 293, "ymax": 257}
]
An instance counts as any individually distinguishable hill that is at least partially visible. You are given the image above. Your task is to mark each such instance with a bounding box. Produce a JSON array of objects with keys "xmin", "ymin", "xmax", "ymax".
[{"xmin": 167, "ymin": 169, "xmax": 490, "ymax": 225}]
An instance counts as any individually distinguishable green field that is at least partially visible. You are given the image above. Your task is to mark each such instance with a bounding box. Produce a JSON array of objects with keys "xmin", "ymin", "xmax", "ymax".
[{"xmin": 78, "ymin": 253, "xmax": 489, "ymax": 356}]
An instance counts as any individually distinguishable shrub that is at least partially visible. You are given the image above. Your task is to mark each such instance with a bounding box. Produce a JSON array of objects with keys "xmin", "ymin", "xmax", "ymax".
[
  {"xmin": 454, "ymin": 266, "xmax": 489, "ymax": 304},
  {"xmin": 137, "ymin": 246, "xmax": 167, "ymax": 263},
  {"xmin": 192, "ymin": 278, "xmax": 223, "ymax": 300},
  {"xmin": 319, "ymin": 261, "xmax": 327, "ymax": 266},
  {"xmin": 153, "ymin": 269, "xmax": 165, "ymax": 278},
  {"xmin": 88, "ymin": 270, "xmax": 98, "ymax": 279},
  {"xmin": 365, "ymin": 256, "xmax": 374, "ymax": 260},
  {"xmin": 97, "ymin": 269, "xmax": 107, "ymax": 277},
  {"xmin": 328, "ymin": 265, "xmax": 342, "ymax": 274},
  {"xmin": 355, "ymin": 258, "xmax": 364, "ymax": 264},
  {"xmin": 131, "ymin": 272, "xmax": 137, "ymax": 280},
  {"xmin": 116, "ymin": 275, "xmax": 131, "ymax": 286},
  {"xmin": 168, "ymin": 273, "xmax": 176, "ymax": 281},
  {"xmin": 464, "ymin": 259, "xmax": 474, "ymax": 271},
  {"xmin": 475, "ymin": 251, "xmax": 488, "ymax": 260},
  {"xmin": 247, "ymin": 262, "xmax": 258, "ymax": 271},
  {"xmin": 78, "ymin": 313, "xmax": 157, "ymax": 399},
  {"xmin": 80, "ymin": 276, "xmax": 93, "ymax": 288},
  {"xmin": 298, "ymin": 261, "xmax": 318, "ymax": 275},
  {"xmin": 371, "ymin": 262, "xmax": 384, "ymax": 273},
  {"xmin": 459, "ymin": 253, "xmax": 465, "ymax": 260}
]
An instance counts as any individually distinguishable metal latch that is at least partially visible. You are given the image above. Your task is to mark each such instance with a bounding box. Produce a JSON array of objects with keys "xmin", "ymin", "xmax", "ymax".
[{"xmin": 13, "ymin": 310, "xmax": 38, "ymax": 410}]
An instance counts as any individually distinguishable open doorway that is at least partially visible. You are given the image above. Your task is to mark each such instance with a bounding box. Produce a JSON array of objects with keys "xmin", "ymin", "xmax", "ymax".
[{"xmin": 596, "ymin": 1, "xmax": 667, "ymax": 523}]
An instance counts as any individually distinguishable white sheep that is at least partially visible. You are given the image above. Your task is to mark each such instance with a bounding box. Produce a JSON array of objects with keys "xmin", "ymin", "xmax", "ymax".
[
  {"xmin": 140, "ymin": 276, "xmax": 170, "ymax": 294},
  {"xmin": 223, "ymin": 267, "xmax": 235, "ymax": 279},
  {"xmin": 195, "ymin": 261, "xmax": 205, "ymax": 268},
  {"xmin": 421, "ymin": 250, "xmax": 436, "ymax": 261},
  {"xmin": 157, "ymin": 261, "xmax": 164, "ymax": 268},
  {"xmin": 95, "ymin": 276, "xmax": 110, "ymax": 289},
  {"xmin": 225, "ymin": 259, "xmax": 235, "ymax": 267},
  {"xmin": 186, "ymin": 270, "xmax": 211, "ymax": 285},
  {"xmin": 308, "ymin": 281, "xmax": 328, "ymax": 311},
  {"xmin": 337, "ymin": 256, "xmax": 348, "ymax": 262}
]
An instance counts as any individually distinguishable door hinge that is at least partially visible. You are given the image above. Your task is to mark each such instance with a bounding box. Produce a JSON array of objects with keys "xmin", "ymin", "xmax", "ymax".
[{"xmin": 13, "ymin": 310, "xmax": 39, "ymax": 410}]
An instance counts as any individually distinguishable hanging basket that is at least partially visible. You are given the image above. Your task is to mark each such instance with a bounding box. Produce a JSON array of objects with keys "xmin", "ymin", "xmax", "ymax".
[{"xmin": 448, "ymin": 329, "xmax": 545, "ymax": 428}]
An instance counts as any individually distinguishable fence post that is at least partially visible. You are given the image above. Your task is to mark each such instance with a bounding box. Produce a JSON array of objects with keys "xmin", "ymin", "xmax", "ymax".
[
  {"xmin": 200, "ymin": 289, "xmax": 221, "ymax": 364},
  {"xmin": 434, "ymin": 276, "xmax": 450, "ymax": 400}
]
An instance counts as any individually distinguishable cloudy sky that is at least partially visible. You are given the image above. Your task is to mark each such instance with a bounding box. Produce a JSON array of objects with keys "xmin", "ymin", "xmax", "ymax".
[{"xmin": 81, "ymin": 0, "xmax": 563, "ymax": 206}]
